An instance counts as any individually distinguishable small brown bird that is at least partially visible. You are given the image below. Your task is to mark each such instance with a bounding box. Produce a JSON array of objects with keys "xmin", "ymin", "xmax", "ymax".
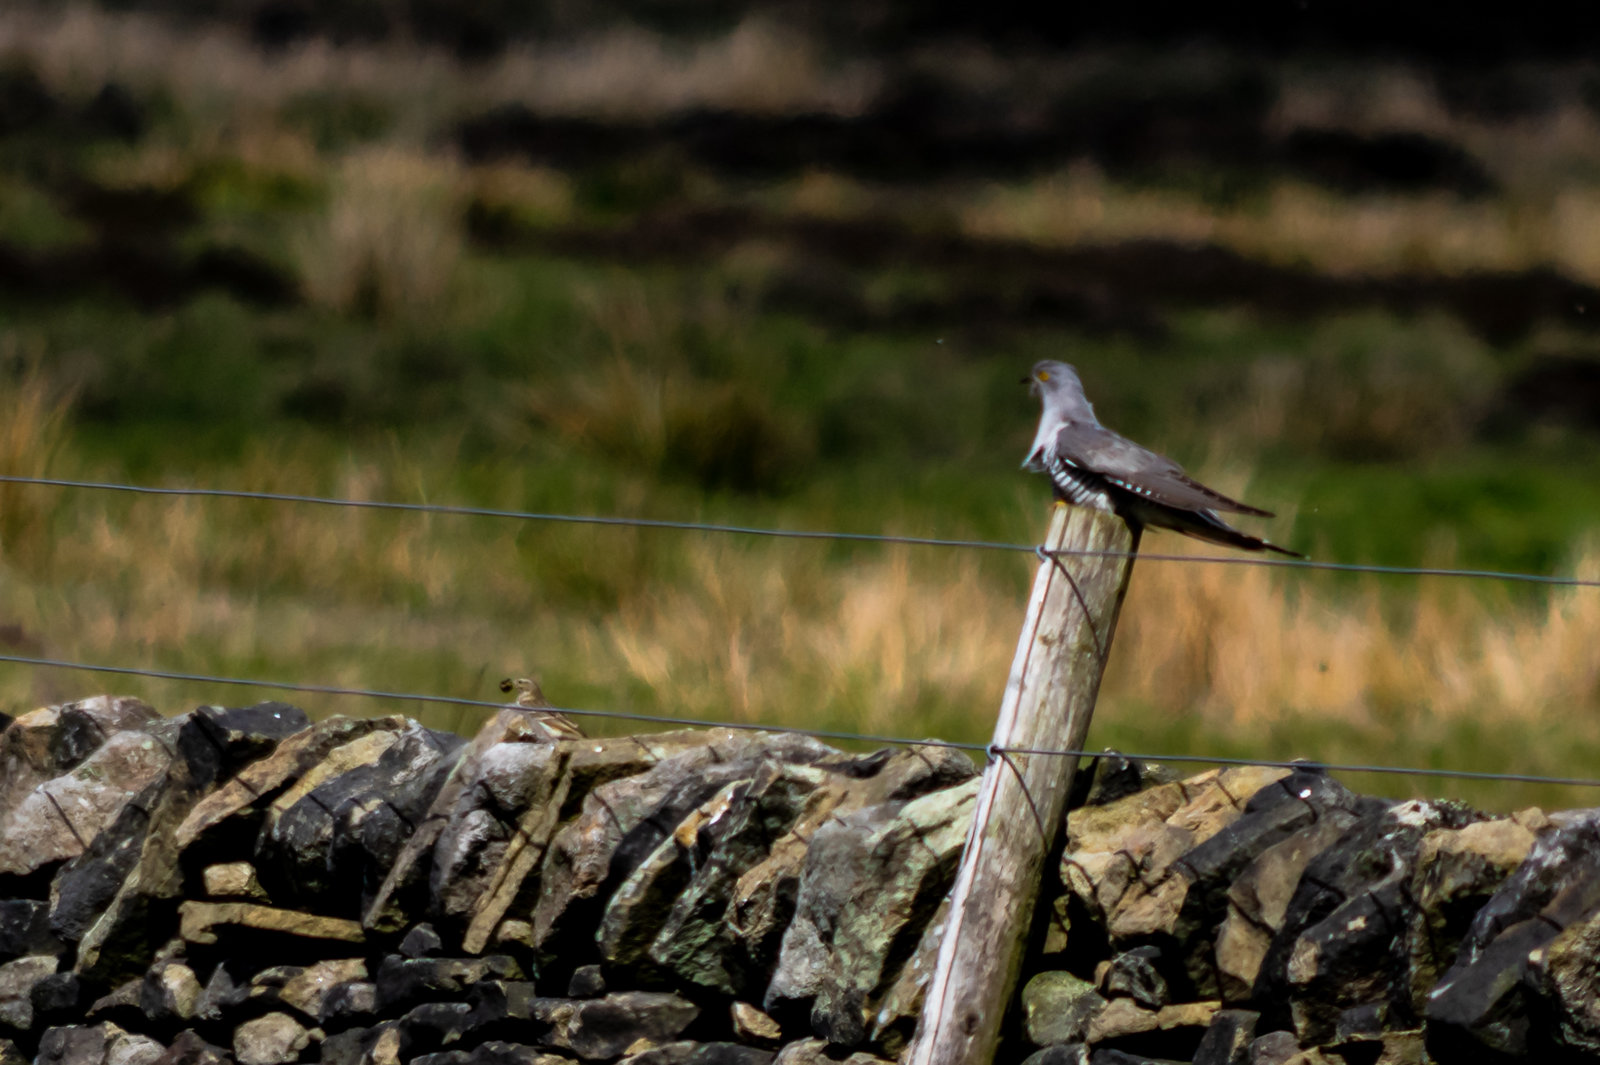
[
  {"xmin": 1024, "ymin": 360, "xmax": 1300, "ymax": 556},
  {"xmin": 499, "ymin": 676, "xmax": 585, "ymax": 742}
]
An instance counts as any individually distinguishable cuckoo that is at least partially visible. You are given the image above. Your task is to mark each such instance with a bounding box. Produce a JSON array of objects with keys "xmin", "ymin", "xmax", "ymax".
[{"xmin": 1024, "ymin": 360, "xmax": 1300, "ymax": 556}]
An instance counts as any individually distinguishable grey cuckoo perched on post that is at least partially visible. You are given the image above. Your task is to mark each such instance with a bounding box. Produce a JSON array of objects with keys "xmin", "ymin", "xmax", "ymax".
[{"xmin": 1024, "ymin": 360, "xmax": 1300, "ymax": 556}]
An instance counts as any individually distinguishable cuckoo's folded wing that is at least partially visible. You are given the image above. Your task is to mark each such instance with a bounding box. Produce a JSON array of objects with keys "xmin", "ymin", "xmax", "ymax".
[{"xmin": 1051, "ymin": 423, "xmax": 1273, "ymax": 517}]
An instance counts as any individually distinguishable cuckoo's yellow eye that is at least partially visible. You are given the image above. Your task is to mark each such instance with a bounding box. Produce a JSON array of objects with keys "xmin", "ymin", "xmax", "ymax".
[{"xmin": 1037, "ymin": 370, "xmax": 1051, "ymax": 381}]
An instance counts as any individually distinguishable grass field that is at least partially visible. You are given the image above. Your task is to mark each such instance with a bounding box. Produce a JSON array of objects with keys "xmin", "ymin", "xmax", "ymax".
[{"xmin": 3, "ymin": 7, "xmax": 1600, "ymax": 811}]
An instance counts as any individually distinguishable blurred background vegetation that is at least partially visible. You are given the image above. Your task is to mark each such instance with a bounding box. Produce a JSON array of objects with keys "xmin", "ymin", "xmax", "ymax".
[{"xmin": 2, "ymin": 2, "xmax": 1600, "ymax": 810}]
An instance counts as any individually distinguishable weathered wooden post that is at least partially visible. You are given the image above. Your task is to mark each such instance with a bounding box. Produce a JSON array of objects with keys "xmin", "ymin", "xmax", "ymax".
[{"xmin": 907, "ymin": 503, "xmax": 1139, "ymax": 1065}]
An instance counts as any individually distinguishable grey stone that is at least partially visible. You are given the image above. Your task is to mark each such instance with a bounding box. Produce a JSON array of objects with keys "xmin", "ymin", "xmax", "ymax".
[
  {"xmin": 567, "ymin": 966, "xmax": 605, "ymax": 998},
  {"xmin": 374, "ymin": 955, "xmax": 523, "ymax": 1014},
  {"xmin": 232, "ymin": 1013, "xmax": 309, "ymax": 1065},
  {"xmin": 1214, "ymin": 813, "xmax": 1360, "ymax": 1002},
  {"xmin": 255, "ymin": 722, "xmax": 463, "ymax": 917},
  {"xmin": 151, "ymin": 1030, "xmax": 234, "ymax": 1065},
  {"xmin": 141, "ymin": 960, "xmax": 203, "ymax": 1028},
  {"xmin": 766, "ymin": 778, "xmax": 977, "ymax": 1046},
  {"xmin": 1087, "ymin": 1050, "xmax": 1188, "ymax": 1065},
  {"xmin": 1426, "ymin": 811, "xmax": 1600, "ymax": 1058},
  {"xmin": 399, "ymin": 924, "xmax": 444, "ymax": 959},
  {"xmin": 1405, "ymin": 817, "xmax": 1537, "ymax": 1016},
  {"xmin": 1023, "ymin": 971, "xmax": 1107, "ymax": 1047},
  {"xmin": 770, "ymin": 1040, "xmax": 891, "ymax": 1064},
  {"xmin": 1254, "ymin": 799, "xmax": 1480, "ymax": 1043},
  {"xmin": 617, "ymin": 1043, "xmax": 775, "ymax": 1065},
  {"xmin": 1099, "ymin": 947, "xmax": 1169, "ymax": 1009},
  {"xmin": 1020, "ymin": 1045, "xmax": 1089, "ymax": 1065},
  {"xmin": 500, "ymin": 991, "xmax": 701, "ymax": 1060},
  {"xmin": 0, "ymin": 697, "xmax": 159, "ymax": 819},
  {"xmin": 0, "ymin": 900, "xmax": 60, "ymax": 962},
  {"xmin": 0, "ymin": 954, "xmax": 58, "ymax": 1031},
  {"xmin": 530, "ymin": 731, "xmax": 838, "ymax": 961},
  {"xmin": 1246, "ymin": 1030, "xmax": 1299, "ymax": 1065},
  {"xmin": 412, "ymin": 1045, "xmax": 571, "ymax": 1065},
  {"xmin": 34, "ymin": 1023, "xmax": 165, "ymax": 1065},
  {"xmin": 0, "ymin": 727, "xmax": 172, "ymax": 878},
  {"xmin": 1192, "ymin": 1009, "xmax": 1258, "ymax": 1065},
  {"xmin": 647, "ymin": 764, "xmax": 825, "ymax": 997}
]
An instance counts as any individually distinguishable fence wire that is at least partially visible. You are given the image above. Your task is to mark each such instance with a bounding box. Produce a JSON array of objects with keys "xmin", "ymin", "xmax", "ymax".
[
  {"xmin": 4, "ymin": 652, "xmax": 1598, "ymax": 790},
  {"xmin": 3, "ymin": 474, "xmax": 1597, "ymax": 589}
]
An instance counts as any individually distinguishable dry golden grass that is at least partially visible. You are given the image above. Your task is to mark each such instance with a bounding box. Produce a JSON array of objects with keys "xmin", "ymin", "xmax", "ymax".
[
  {"xmin": 962, "ymin": 167, "xmax": 1600, "ymax": 286},
  {"xmin": 0, "ymin": 6, "xmax": 875, "ymax": 126},
  {"xmin": 293, "ymin": 147, "xmax": 465, "ymax": 319}
]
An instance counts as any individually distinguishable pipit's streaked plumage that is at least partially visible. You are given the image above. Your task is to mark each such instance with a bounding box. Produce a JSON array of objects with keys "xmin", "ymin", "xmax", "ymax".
[
  {"xmin": 499, "ymin": 677, "xmax": 586, "ymax": 742},
  {"xmin": 1024, "ymin": 360, "xmax": 1300, "ymax": 557}
]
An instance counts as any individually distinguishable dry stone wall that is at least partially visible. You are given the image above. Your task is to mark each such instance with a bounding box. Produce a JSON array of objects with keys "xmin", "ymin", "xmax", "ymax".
[{"xmin": 0, "ymin": 697, "xmax": 1597, "ymax": 1065}]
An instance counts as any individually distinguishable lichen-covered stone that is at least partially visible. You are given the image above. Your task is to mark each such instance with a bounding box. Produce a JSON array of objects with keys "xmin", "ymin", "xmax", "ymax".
[
  {"xmin": 766, "ymin": 778, "xmax": 978, "ymax": 1046},
  {"xmin": 1023, "ymin": 971, "xmax": 1105, "ymax": 1046}
]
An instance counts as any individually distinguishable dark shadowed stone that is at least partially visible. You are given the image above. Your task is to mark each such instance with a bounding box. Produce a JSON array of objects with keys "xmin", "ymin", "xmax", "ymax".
[
  {"xmin": 771, "ymin": 1039, "xmax": 892, "ymax": 1064},
  {"xmin": 1099, "ymin": 947, "xmax": 1169, "ymax": 1009},
  {"xmin": 412, "ymin": 1044, "xmax": 572, "ymax": 1065},
  {"xmin": 27, "ymin": 971, "xmax": 81, "ymax": 1033},
  {"xmin": 85, "ymin": 979, "xmax": 143, "ymax": 1028},
  {"xmin": 398, "ymin": 1001, "xmax": 478, "ymax": 1054},
  {"xmin": 1406, "ymin": 816, "xmax": 1539, "ymax": 1016},
  {"xmin": 1253, "ymin": 799, "xmax": 1480, "ymax": 1042},
  {"xmin": 1170, "ymin": 771, "xmax": 1362, "ymax": 996},
  {"xmin": 1426, "ymin": 811, "xmax": 1600, "ymax": 1058},
  {"xmin": 0, "ymin": 954, "xmax": 58, "ymax": 1031},
  {"xmin": 0, "ymin": 900, "xmax": 59, "ymax": 962},
  {"xmin": 374, "ymin": 955, "xmax": 523, "ymax": 1014},
  {"xmin": 1025, "ymin": 970, "xmax": 1106, "ymax": 1046},
  {"xmin": 0, "ymin": 1038, "xmax": 24, "ymax": 1065},
  {"xmin": 1191, "ymin": 1009, "xmax": 1257, "ymax": 1065},
  {"xmin": 175, "ymin": 716, "xmax": 409, "ymax": 858},
  {"xmin": 152, "ymin": 1029, "xmax": 234, "ymax": 1065},
  {"xmin": 1245, "ymin": 1030, "xmax": 1299, "ymax": 1065},
  {"xmin": 1088, "ymin": 1049, "xmax": 1188, "ymax": 1065},
  {"xmin": 256, "ymin": 723, "xmax": 463, "ymax": 917},
  {"xmin": 567, "ymin": 966, "xmax": 605, "ymax": 998},
  {"xmin": 400, "ymin": 923, "xmax": 444, "ymax": 958},
  {"xmin": 1214, "ymin": 812, "xmax": 1361, "ymax": 1002},
  {"xmin": 318, "ymin": 1024, "xmax": 395, "ymax": 1065},
  {"xmin": 73, "ymin": 709, "xmax": 300, "ymax": 985},
  {"xmin": 364, "ymin": 715, "xmax": 678, "ymax": 939},
  {"xmin": 498, "ymin": 991, "xmax": 700, "ymax": 1060},
  {"xmin": 1020, "ymin": 1045, "xmax": 1089, "ymax": 1065},
  {"xmin": 619, "ymin": 1044, "xmax": 775, "ymax": 1065},
  {"xmin": 188, "ymin": 704, "xmax": 308, "ymax": 771},
  {"xmin": 766, "ymin": 778, "xmax": 978, "ymax": 1046},
  {"xmin": 50, "ymin": 789, "xmax": 161, "ymax": 946},
  {"xmin": 1527, "ymin": 901, "xmax": 1600, "ymax": 1054}
]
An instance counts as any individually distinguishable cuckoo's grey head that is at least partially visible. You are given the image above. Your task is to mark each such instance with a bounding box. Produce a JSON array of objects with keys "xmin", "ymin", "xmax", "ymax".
[{"xmin": 1027, "ymin": 360, "xmax": 1098, "ymax": 424}]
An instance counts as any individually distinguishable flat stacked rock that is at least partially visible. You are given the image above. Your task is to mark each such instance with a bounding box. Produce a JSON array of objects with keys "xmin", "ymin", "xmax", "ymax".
[{"xmin": 0, "ymin": 697, "xmax": 1596, "ymax": 1064}]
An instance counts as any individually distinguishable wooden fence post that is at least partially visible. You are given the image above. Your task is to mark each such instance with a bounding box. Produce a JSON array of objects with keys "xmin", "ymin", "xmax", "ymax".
[{"xmin": 906, "ymin": 503, "xmax": 1139, "ymax": 1065}]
